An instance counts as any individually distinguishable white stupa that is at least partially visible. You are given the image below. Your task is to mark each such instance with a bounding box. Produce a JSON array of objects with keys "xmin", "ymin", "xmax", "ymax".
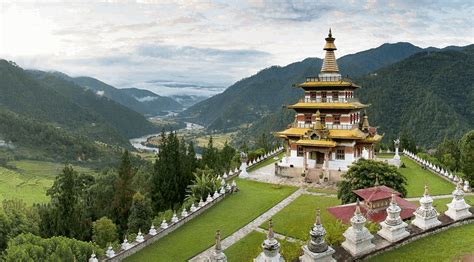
[
  {"xmin": 445, "ymin": 181, "xmax": 472, "ymax": 220},
  {"xmin": 341, "ymin": 200, "xmax": 375, "ymax": 256},
  {"xmin": 377, "ymin": 193, "xmax": 410, "ymax": 242},
  {"xmin": 411, "ymin": 185, "xmax": 441, "ymax": 230}
]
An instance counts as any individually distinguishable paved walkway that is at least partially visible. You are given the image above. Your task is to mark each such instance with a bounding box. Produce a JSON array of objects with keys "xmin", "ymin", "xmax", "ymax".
[{"xmin": 189, "ymin": 188, "xmax": 305, "ymax": 261}]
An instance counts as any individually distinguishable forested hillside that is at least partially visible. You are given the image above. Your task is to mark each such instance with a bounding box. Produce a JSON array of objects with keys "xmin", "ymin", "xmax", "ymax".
[
  {"xmin": 121, "ymin": 87, "xmax": 182, "ymax": 114},
  {"xmin": 0, "ymin": 108, "xmax": 119, "ymax": 162},
  {"xmin": 236, "ymin": 47, "xmax": 474, "ymax": 147},
  {"xmin": 0, "ymin": 60, "xmax": 164, "ymax": 162},
  {"xmin": 357, "ymin": 46, "xmax": 474, "ymax": 146},
  {"xmin": 181, "ymin": 42, "xmax": 423, "ymax": 130},
  {"xmin": 27, "ymin": 70, "xmax": 157, "ymax": 139},
  {"xmin": 72, "ymin": 78, "xmax": 183, "ymax": 115}
]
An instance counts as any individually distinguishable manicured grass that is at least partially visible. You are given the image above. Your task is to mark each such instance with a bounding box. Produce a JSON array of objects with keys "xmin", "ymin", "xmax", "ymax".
[
  {"xmin": 368, "ymin": 223, "xmax": 474, "ymax": 262},
  {"xmin": 306, "ymin": 187, "xmax": 338, "ymax": 194},
  {"xmin": 247, "ymin": 152, "xmax": 284, "ymax": 172},
  {"xmin": 0, "ymin": 160, "xmax": 95, "ymax": 205},
  {"xmin": 226, "ymin": 231, "xmax": 302, "ymax": 262},
  {"xmin": 125, "ymin": 179, "xmax": 297, "ymax": 262},
  {"xmin": 260, "ymin": 194, "xmax": 341, "ymax": 241},
  {"xmin": 399, "ymin": 156, "xmax": 454, "ymax": 197},
  {"xmin": 410, "ymin": 196, "xmax": 474, "ymax": 214}
]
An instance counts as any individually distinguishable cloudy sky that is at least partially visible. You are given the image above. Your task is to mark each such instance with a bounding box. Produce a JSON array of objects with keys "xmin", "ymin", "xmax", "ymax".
[{"xmin": 1, "ymin": 0, "xmax": 473, "ymax": 96}]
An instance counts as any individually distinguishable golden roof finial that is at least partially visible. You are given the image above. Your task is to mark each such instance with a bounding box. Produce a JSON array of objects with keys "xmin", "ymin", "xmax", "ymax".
[
  {"xmin": 321, "ymin": 29, "xmax": 339, "ymax": 73},
  {"xmin": 362, "ymin": 111, "xmax": 370, "ymax": 131},
  {"xmin": 314, "ymin": 110, "xmax": 323, "ymax": 130},
  {"xmin": 424, "ymin": 184, "xmax": 429, "ymax": 196}
]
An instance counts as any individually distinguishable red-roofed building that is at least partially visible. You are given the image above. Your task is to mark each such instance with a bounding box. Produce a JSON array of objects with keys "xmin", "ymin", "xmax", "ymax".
[{"xmin": 327, "ymin": 186, "xmax": 416, "ymax": 224}]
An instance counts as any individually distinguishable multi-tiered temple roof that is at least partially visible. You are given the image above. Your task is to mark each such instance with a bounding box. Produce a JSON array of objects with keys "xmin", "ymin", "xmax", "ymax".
[{"xmin": 275, "ymin": 29, "xmax": 383, "ymax": 175}]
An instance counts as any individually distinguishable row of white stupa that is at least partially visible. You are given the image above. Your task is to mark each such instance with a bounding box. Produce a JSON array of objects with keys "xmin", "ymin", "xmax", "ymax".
[
  {"xmin": 190, "ymin": 183, "xmax": 473, "ymax": 262},
  {"xmin": 403, "ymin": 150, "xmax": 470, "ymax": 192},
  {"xmin": 98, "ymin": 180, "xmax": 239, "ymax": 261},
  {"xmin": 248, "ymin": 147, "xmax": 284, "ymax": 166}
]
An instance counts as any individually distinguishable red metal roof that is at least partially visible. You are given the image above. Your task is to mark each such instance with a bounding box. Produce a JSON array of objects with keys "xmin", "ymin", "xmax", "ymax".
[
  {"xmin": 353, "ymin": 185, "xmax": 400, "ymax": 202},
  {"xmin": 327, "ymin": 196, "xmax": 417, "ymax": 224}
]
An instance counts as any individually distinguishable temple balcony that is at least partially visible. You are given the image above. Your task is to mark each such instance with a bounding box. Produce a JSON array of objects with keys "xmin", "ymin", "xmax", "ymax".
[
  {"xmin": 302, "ymin": 97, "xmax": 360, "ymax": 103},
  {"xmin": 325, "ymin": 123, "xmax": 358, "ymax": 130}
]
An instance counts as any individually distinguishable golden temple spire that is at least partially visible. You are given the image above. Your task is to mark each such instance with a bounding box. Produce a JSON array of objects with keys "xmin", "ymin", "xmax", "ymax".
[
  {"xmin": 362, "ymin": 111, "xmax": 370, "ymax": 131},
  {"xmin": 313, "ymin": 110, "xmax": 323, "ymax": 130},
  {"xmin": 321, "ymin": 28, "xmax": 339, "ymax": 74}
]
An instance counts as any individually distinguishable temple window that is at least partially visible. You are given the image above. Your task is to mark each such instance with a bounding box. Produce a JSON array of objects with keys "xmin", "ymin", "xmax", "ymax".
[
  {"xmin": 332, "ymin": 91, "xmax": 339, "ymax": 102},
  {"xmin": 334, "ymin": 114, "xmax": 340, "ymax": 125},
  {"xmin": 297, "ymin": 146, "xmax": 304, "ymax": 157},
  {"xmin": 321, "ymin": 91, "xmax": 327, "ymax": 102},
  {"xmin": 305, "ymin": 114, "xmax": 312, "ymax": 124},
  {"xmin": 310, "ymin": 92, "xmax": 316, "ymax": 101},
  {"xmin": 336, "ymin": 147, "xmax": 345, "ymax": 160}
]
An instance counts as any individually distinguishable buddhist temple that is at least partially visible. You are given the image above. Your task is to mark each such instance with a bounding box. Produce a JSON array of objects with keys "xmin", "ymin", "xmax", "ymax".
[
  {"xmin": 327, "ymin": 185, "xmax": 416, "ymax": 224},
  {"xmin": 275, "ymin": 29, "xmax": 382, "ymax": 180}
]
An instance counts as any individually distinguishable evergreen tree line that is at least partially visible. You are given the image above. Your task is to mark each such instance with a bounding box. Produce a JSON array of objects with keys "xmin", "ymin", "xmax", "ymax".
[{"xmin": 0, "ymin": 132, "xmax": 241, "ymax": 260}]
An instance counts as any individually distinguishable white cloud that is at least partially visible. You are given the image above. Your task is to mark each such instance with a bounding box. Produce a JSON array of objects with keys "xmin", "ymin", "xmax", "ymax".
[{"xmin": 0, "ymin": 0, "xmax": 473, "ymax": 97}]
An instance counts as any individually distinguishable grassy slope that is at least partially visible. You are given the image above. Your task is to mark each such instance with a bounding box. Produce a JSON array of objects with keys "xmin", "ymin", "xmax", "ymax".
[
  {"xmin": 260, "ymin": 194, "xmax": 341, "ymax": 241},
  {"xmin": 369, "ymin": 223, "xmax": 474, "ymax": 262},
  {"xmin": 400, "ymin": 156, "xmax": 454, "ymax": 197},
  {"xmin": 125, "ymin": 179, "xmax": 297, "ymax": 262},
  {"xmin": 0, "ymin": 160, "xmax": 95, "ymax": 205}
]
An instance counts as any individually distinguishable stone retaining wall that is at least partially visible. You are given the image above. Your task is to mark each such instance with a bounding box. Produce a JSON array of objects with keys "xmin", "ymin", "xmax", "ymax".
[{"xmin": 102, "ymin": 171, "xmax": 241, "ymax": 261}]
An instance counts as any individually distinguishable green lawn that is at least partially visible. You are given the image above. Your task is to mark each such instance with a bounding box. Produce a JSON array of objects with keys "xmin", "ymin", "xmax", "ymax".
[
  {"xmin": 260, "ymin": 194, "xmax": 341, "ymax": 241},
  {"xmin": 368, "ymin": 223, "xmax": 474, "ymax": 262},
  {"xmin": 125, "ymin": 179, "xmax": 297, "ymax": 262},
  {"xmin": 226, "ymin": 231, "xmax": 302, "ymax": 262},
  {"xmin": 306, "ymin": 187, "xmax": 338, "ymax": 194},
  {"xmin": 410, "ymin": 196, "xmax": 474, "ymax": 214},
  {"xmin": 247, "ymin": 152, "xmax": 284, "ymax": 172},
  {"xmin": 399, "ymin": 156, "xmax": 454, "ymax": 197},
  {"xmin": 0, "ymin": 160, "xmax": 96, "ymax": 205}
]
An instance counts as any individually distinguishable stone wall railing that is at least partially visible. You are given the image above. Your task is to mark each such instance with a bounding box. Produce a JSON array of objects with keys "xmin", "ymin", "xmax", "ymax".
[
  {"xmin": 403, "ymin": 150, "xmax": 470, "ymax": 192},
  {"xmin": 247, "ymin": 147, "xmax": 284, "ymax": 168},
  {"xmin": 102, "ymin": 169, "xmax": 241, "ymax": 262}
]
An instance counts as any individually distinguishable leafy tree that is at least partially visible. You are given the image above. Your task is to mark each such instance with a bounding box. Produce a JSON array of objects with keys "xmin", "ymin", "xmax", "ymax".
[
  {"xmin": 92, "ymin": 217, "xmax": 118, "ymax": 249},
  {"xmin": 220, "ymin": 141, "xmax": 237, "ymax": 172},
  {"xmin": 113, "ymin": 150, "xmax": 136, "ymax": 233},
  {"xmin": 337, "ymin": 159, "xmax": 407, "ymax": 204},
  {"xmin": 202, "ymin": 136, "xmax": 220, "ymax": 172},
  {"xmin": 2, "ymin": 233, "xmax": 102, "ymax": 262},
  {"xmin": 88, "ymin": 169, "xmax": 118, "ymax": 220},
  {"xmin": 185, "ymin": 166, "xmax": 219, "ymax": 203},
  {"xmin": 151, "ymin": 132, "xmax": 197, "ymax": 212},
  {"xmin": 39, "ymin": 165, "xmax": 93, "ymax": 240},
  {"xmin": 0, "ymin": 199, "xmax": 40, "ymax": 251},
  {"xmin": 127, "ymin": 192, "xmax": 153, "ymax": 234},
  {"xmin": 460, "ymin": 130, "xmax": 474, "ymax": 183},
  {"xmin": 435, "ymin": 138, "xmax": 460, "ymax": 171}
]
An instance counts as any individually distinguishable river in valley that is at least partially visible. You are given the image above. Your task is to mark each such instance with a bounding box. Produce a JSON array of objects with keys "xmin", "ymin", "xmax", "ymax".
[{"xmin": 129, "ymin": 122, "xmax": 204, "ymax": 152}]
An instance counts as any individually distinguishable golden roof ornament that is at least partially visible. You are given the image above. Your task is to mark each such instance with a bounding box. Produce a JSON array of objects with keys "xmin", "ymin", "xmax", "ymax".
[
  {"xmin": 362, "ymin": 111, "xmax": 370, "ymax": 131},
  {"xmin": 321, "ymin": 28, "xmax": 339, "ymax": 73},
  {"xmin": 313, "ymin": 110, "xmax": 323, "ymax": 130}
]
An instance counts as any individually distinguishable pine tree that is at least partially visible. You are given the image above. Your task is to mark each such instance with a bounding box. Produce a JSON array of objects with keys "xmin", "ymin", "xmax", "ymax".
[
  {"xmin": 127, "ymin": 193, "xmax": 153, "ymax": 234},
  {"xmin": 113, "ymin": 150, "xmax": 135, "ymax": 234}
]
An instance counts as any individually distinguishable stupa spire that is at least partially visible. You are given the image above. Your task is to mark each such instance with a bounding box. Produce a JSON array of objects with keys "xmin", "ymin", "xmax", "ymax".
[
  {"xmin": 320, "ymin": 28, "xmax": 340, "ymax": 76},
  {"xmin": 209, "ymin": 230, "xmax": 227, "ymax": 262}
]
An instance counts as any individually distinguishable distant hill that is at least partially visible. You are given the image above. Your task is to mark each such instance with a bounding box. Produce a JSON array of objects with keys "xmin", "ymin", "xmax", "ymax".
[
  {"xmin": 120, "ymin": 87, "xmax": 182, "ymax": 114},
  {"xmin": 181, "ymin": 42, "xmax": 424, "ymax": 130},
  {"xmin": 236, "ymin": 46, "xmax": 474, "ymax": 147},
  {"xmin": 0, "ymin": 60, "xmax": 158, "ymax": 152},
  {"xmin": 50, "ymin": 74, "xmax": 183, "ymax": 115}
]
